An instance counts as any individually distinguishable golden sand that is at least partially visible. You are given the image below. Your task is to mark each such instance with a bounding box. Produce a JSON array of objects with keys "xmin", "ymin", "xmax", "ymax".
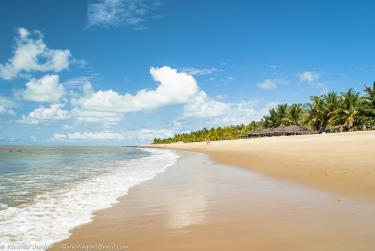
[
  {"xmin": 49, "ymin": 131, "xmax": 375, "ymax": 250},
  {"xmin": 150, "ymin": 131, "xmax": 375, "ymax": 203},
  {"xmin": 48, "ymin": 134, "xmax": 375, "ymax": 251}
]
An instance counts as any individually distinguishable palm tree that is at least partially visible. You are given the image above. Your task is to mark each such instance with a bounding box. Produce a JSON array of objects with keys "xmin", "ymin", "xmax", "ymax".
[
  {"xmin": 324, "ymin": 92, "xmax": 342, "ymax": 115},
  {"xmin": 330, "ymin": 89, "xmax": 361, "ymax": 130},
  {"xmin": 277, "ymin": 104, "xmax": 289, "ymax": 125},
  {"xmin": 287, "ymin": 104, "xmax": 303, "ymax": 125},
  {"xmin": 359, "ymin": 82, "xmax": 375, "ymax": 127},
  {"xmin": 263, "ymin": 108, "xmax": 278, "ymax": 128},
  {"xmin": 307, "ymin": 96, "xmax": 328, "ymax": 132},
  {"xmin": 323, "ymin": 92, "xmax": 343, "ymax": 128},
  {"xmin": 264, "ymin": 104, "xmax": 289, "ymax": 127},
  {"xmin": 153, "ymin": 84, "xmax": 374, "ymax": 144}
]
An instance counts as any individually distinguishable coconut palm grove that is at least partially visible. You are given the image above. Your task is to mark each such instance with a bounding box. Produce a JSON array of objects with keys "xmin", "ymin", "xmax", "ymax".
[{"xmin": 153, "ymin": 83, "xmax": 375, "ymax": 144}]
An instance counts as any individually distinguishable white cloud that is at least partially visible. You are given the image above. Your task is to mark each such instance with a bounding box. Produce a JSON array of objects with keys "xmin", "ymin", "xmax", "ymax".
[
  {"xmin": 87, "ymin": 0, "xmax": 162, "ymax": 28},
  {"xmin": 54, "ymin": 131, "xmax": 126, "ymax": 140},
  {"xmin": 62, "ymin": 75, "xmax": 98, "ymax": 88},
  {"xmin": 20, "ymin": 104, "xmax": 69, "ymax": 124},
  {"xmin": 0, "ymin": 28, "xmax": 72, "ymax": 80},
  {"xmin": 258, "ymin": 78, "xmax": 288, "ymax": 90},
  {"xmin": 54, "ymin": 129, "xmax": 174, "ymax": 142},
  {"xmin": 17, "ymin": 66, "xmax": 197, "ymax": 126},
  {"xmin": 18, "ymin": 27, "xmax": 29, "ymax": 38},
  {"xmin": 70, "ymin": 108, "xmax": 123, "ymax": 125},
  {"xmin": 216, "ymin": 101, "xmax": 274, "ymax": 125},
  {"xmin": 182, "ymin": 89, "xmax": 274, "ymax": 127},
  {"xmin": 258, "ymin": 79, "xmax": 278, "ymax": 90},
  {"xmin": 180, "ymin": 67, "xmax": 219, "ymax": 76},
  {"xmin": 298, "ymin": 71, "xmax": 327, "ymax": 93},
  {"xmin": 183, "ymin": 91, "xmax": 229, "ymax": 118},
  {"xmin": 20, "ymin": 106, "xmax": 122, "ymax": 126},
  {"xmin": 19, "ymin": 74, "xmax": 64, "ymax": 103},
  {"xmin": 137, "ymin": 129, "xmax": 174, "ymax": 141},
  {"xmin": 258, "ymin": 78, "xmax": 286, "ymax": 90},
  {"xmin": 73, "ymin": 66, "xmax": 199, "ymax": 113},
  {"xmin": 88, "ymin": 0, "xmax": 124, "ymax": 27},
  {"xmin": 174, "ymin": 100, "xmax": 274, "ymax": 132},
  {"xmin": 299, "ymin": 71, "xmax": 320, "ymax": 82},
  {"xmin": 0, "ymin": 96, "xmax": 16, "ymax": 115}
]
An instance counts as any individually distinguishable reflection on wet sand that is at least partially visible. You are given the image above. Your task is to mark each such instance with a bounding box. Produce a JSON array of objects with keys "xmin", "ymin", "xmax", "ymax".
[
  {"xmin": 50, "ymin": 151, "xmax": 375, "ymax": 251},
  {"xmin": 165, "ymin": 175, "xmax": 210, "ymax": 229}
]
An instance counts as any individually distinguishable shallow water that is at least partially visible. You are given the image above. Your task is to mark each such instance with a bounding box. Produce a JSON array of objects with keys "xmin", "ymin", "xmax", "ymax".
[
  {"xmin": 54, "ymin": 150, "xmax": 375, "ymax": 251},
  {"xmin": 0, "ymin": 147, "xmax": 178, "ymax": 249}
]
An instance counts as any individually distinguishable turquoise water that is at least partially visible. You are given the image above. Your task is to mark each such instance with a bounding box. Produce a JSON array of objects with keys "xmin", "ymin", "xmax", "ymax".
[
  {"xmin": 0, "ymin": 147, "xmax": 148, "ymax": 209},
  {"xmin": 0, "ymin": 146, "xmax": 178, "ymax": 249}
]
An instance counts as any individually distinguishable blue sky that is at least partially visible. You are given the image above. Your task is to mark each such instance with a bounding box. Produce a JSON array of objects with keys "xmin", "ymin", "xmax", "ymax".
[{"xmin": 0, "ymin": 0, "xmax": 374, "ymax": 145}]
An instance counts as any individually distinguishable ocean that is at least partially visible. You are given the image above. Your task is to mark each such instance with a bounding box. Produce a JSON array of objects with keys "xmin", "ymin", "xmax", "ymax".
[{"xmin": 0, "ymin": 146, "xmax": 178, "ymax": 250}]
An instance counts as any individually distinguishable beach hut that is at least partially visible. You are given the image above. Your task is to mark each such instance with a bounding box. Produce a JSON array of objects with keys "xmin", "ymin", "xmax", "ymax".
[
  {"xmin": 261, "ymin": 128, "xmax": 275, "ymax": 137},
  {"xmin": 246, "ymin": 131, "xmax": 259, "ymax": 137},
  {"xmin": 246, "ymin": 125, "xmax": 310, "ymax": 138},
  {"xmin": 271, "ymin": 125, "xmax": 310, "ymax": 136},
  {"xmin": 269, "ymin": 125, "xmax": 287, "ymax": 136},
  {"xmin": 283, "ymin": 125, "xmax": 309, "ymax": 135},
  {"xmin": 246, "ymin": 128, "xmax": 273, "ymax": 137}
]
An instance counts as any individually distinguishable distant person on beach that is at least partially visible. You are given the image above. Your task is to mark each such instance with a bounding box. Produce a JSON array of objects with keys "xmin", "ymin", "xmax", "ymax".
[{"xmin": 207, "ymin": 139, "xmax": 211, "ymax": 145}]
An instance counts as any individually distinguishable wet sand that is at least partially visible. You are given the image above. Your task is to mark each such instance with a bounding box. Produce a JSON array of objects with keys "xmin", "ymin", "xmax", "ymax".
[
  {"xmin": 50, "ymin": 150, "xmax": 375, "ymax": 251},
  {"xmin": 150, "ymin": 131, "xmax": 375, "ymax": 203}
]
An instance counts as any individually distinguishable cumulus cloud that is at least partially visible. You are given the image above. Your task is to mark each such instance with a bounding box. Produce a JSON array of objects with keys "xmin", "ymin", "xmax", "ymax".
[
  {"xmin": 70, "ymin": 108, "xmax": 123, "ymax": 125},
  {"xmin": 258, "ymin": 79, "xmax": 278, "ymax": 90},
  {"xmin": 181, "ymin": 87, "xmax": 274, "ymax": 128},
  {"xmin": 0, "ymin": 96, "xmax": 15, "ymax": 115},
  {"xmin": 20, "ymin": 104, "xmax": 69, "ymax": 124},
  {"xmin": 18, "ymin": 74, "xmax": 64, "ymax": 103},
  {"xmin": 183, "ymin": 91, "xmax": 229, "ymax": 118},
  {"xmin": 0, "ymin": 28, "xmax": 72, "ymax": 80},
  {"xmin": 177, "ymin": 100, "xmax": 275, "ymax": 131},
  {"xmin": 87, "ymin": 0, "xmax": 163, "ymax": 28},
  {"xmin": 54, "ymin": 131, "xmax": 126, "ymax": 140},
  {"xmin": 67, "ymin": 65, "xmax": 272, "ymax": 130},
  {"xmin": 216, "ymin": 101, "xmax": 274, "ymax": 125},
  {"xmin": 17, "ymin": 66, "xmax": 199, "ymax": 127},
  {"xmin": 17, "ymin": 66, "xmax": 197, "ymax": 127},
  {"xmin": 299, "ymin": 71, "xmax": 320, "ymax": 82},
  {"xmin": 137, "ymin": 129, "xmax": 174, "ymax": 141},
  {"xmin": 187, "ymin": 99, "xmax": 272, "ymax": 125},
  {"xmin": 73, "ymin": 66, "xmax": 199, "ymax": 113}
]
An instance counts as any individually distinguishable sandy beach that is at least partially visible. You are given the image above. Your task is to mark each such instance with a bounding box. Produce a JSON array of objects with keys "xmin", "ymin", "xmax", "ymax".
[
  {"xmin": 48, "ymin": 132, "xmax": 375, "ymax": 250},
  {"xmin": 150, "ymin": 131, "xmax": 375, "ymax": 203}
]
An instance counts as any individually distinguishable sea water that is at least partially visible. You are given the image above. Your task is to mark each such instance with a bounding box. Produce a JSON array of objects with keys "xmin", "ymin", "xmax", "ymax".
[{"xmin": 0, "ymin": 147, "xmax": 178, "ymax": 250}]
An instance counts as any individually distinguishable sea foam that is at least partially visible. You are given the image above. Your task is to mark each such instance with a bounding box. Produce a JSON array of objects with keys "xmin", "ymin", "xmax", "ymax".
[{"xmin": 0, "ymin": 148, "xmax": 178, "ymax": 250}]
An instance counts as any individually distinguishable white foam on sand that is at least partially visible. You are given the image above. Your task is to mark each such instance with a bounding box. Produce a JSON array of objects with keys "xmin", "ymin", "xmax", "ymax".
[{"xmin": 0, "ymin": 148, "xmax": 179, "ymax": 251}]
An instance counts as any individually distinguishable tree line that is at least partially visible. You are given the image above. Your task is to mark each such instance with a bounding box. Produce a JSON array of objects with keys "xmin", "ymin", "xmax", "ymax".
[{"xmin": 153, "ymin": 83, "xmax": 375, "ymax": 144}]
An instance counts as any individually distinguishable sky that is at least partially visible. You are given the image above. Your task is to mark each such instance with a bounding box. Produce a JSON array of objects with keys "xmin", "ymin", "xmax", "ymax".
[{"xmin": 0, "ymin": 0, "xmax": 374, "ymax": 145}]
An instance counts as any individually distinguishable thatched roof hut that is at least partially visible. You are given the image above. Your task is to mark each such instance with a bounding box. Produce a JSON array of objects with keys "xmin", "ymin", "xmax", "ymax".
[
  {"xmin": 284, "ymin": 125, "xmax": 309, "ymax": 134},
  {"xmin": 247, "ymin": 128, "xmax": 274, "ymax": 137},
  {"xmin": 270, "ymin": 125, "xmax": 309, "ymax": 136},
  {"xmin": 246, "ymin": 125, "xmax": 310, "ymax": 137}
]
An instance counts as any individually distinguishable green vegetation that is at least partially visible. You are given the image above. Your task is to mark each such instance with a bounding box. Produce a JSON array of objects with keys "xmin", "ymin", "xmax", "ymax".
[{"xmin": 153, "ymin": 83, "xmax": 375, "ymax": 144}]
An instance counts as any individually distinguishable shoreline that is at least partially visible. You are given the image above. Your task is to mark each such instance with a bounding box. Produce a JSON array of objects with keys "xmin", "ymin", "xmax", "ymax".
[
  {"xmin": 146, "ymin": 131, "xmax": 375, "ymax": 203},
  {"xmin": 49, "ymin": 149, "xmax": 375, "ymax": 251}
]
